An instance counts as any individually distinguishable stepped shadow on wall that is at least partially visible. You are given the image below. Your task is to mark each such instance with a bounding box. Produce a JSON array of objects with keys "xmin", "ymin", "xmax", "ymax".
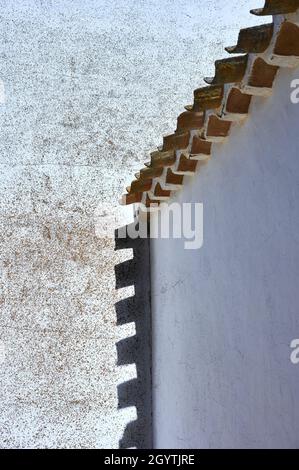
[{"xmin": 114, "ymin": 221, "xmax": 152, "ymax": 449}]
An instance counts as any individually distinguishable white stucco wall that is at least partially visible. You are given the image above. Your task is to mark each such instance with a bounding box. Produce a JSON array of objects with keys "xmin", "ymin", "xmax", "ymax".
[
  {"xmin": 151, "ymin": 67, "xmax": 299, "ymax": 448},
  {"xmin": 0, "ymin": 0, "xmax": 265, "ymax": 448}
]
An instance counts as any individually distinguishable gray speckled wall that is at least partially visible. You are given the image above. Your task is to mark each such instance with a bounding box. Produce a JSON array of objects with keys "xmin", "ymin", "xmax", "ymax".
[{"xmin": 0, "ymin": 0, "xmax": 263, "ymax": 449}]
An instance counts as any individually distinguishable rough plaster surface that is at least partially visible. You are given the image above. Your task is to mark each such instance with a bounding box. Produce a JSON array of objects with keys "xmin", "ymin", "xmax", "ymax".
[
  {"xmin": 0, "ymin": 0, "xmax": 264, "ymax": 448},
  {"xmin": 151, "ymin": 67, "xmax": 299, "ymax": 449}
]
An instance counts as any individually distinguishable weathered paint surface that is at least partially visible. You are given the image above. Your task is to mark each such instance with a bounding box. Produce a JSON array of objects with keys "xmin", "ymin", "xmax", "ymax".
[
  {"xmin": 0, "ymin": 0, "xmax": 264, "ymax": 448},
  {"xmin": 151, "ymin": 67, "xmax": 299, "ymax": 448}
]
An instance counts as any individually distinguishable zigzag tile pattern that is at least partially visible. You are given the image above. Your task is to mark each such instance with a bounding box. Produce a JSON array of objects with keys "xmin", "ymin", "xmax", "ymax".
[{"xmin": 120, "ymin": 0, "xmax": 299, "ymax": 212}]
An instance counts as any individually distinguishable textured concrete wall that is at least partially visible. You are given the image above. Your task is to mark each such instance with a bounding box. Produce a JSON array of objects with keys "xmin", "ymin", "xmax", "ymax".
[
  {"xmin": 115, "ymin": 225, "xmax": 152, "ymax": 448},
  {"xmin": 0, "ymin": 0, "xmax": 263, "ymax": 448},
  {"xmin": 151, "ymin": 67, "xmax": 299, "ymax": 448}
]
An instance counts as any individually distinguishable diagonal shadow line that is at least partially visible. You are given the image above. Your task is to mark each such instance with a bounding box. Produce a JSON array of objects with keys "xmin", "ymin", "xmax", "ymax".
[{"xmin": 114, "ymin": 222, "xmax": 152, "ymax": 449}]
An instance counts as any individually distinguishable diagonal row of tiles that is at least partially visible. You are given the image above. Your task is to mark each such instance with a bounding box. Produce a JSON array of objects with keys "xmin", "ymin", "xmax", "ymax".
[{"xmin": 120, "ymin": 0, "xmax": 299, "ymax": 211}]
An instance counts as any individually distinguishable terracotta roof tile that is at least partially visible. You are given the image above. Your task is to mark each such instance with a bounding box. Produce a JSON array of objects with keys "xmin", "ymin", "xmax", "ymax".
[
  {"xmin": 152, "ymin": 183, "xmax": 171, "ymax": 199},
  {"xmin": 274, "ymin": 21, "xmax": 299, "ymax": 57},
  {"xmin": 225, "ymin": 24, "xmax": 273, "ymax": 54},
  {"xmin": 190, "ymin": 136, "xmax": 212, "ymax": 156},
  {"xmin": 165, "ymin": 168, "xmax": 184, "ymax": 186},
  {"xmin": 248, "ymin": 57, "xmax": 279, "ymax": 89},
  {"xmin": 121, "ymin": 3, "xmax": 299, "ymax": 207},
  {"xmin": 205, "ymin": 115, "xmax": 232, "ymax": 140},
  {"xmin": 174, "ymin": 154, "xmax": 197, "ymax": 175},
  {"xmin": 191, "ymin": 85, "xmax": 224, "ymax": 111},
  {"xmin": 147, "ymin": 150, "xmax": 176, "ymax": 168},
  {"xmin": 250, "ymin": 0, "xmax": 299, "ymax": 16},
  {"xmin": 225, "ymin": 87, "xmax": 252, "ymax": 115},
  {"xmin": 162, "ymin": 131, "xmax": 190, "ymax": 152},
  {"xmin": 128, "ymin": 179, "xmax": 152, "ymax": 194},
  {"xmin": 176, "ymin": 111, "xmax": 204, "ymax": 132},
  {"xmin": 136, "ymin": 166, "xmax": 164, "ymax": 180},
  {"xmin": 204, "ymin": 56, "xmax": 248, "ymax": 85}
]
